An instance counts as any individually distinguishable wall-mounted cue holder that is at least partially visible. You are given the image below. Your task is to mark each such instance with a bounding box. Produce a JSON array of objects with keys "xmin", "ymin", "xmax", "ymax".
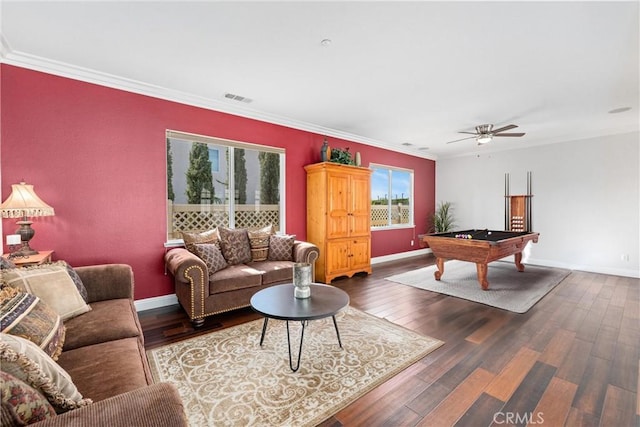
[{"xmin": 504, "ymin": 172, "xmax": 533, "ymax": 232}]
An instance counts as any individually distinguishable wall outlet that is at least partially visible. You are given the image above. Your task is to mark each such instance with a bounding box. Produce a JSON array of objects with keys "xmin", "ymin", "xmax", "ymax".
[
  {"xmin": 621, "ymin": 254, "xmax": 629, "ymax": 261},
  {"xmin": 411, "ymin": 240, "xmax": 414, "ymax": 246}
]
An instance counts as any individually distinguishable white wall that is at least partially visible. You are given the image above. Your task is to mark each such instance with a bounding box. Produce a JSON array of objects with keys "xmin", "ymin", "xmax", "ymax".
[{"xmin": 436, "ymin": 131, "xmax": 639, "ymax": 278}]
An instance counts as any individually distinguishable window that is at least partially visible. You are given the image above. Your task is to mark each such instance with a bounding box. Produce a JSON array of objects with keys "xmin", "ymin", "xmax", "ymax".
[
  {"xmin": 370, "ymin": 164, "xmax": 414, "ymax": 229},
  {"xmin": 166, "ymin": 130, "xmax": 285, "ymax": 242},
  {"xmin": 208, "ymin": 148, "xmax": 220, "ymax": 172}
]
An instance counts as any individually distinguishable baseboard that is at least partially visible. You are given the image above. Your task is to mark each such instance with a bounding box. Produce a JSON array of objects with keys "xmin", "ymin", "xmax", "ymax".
[
  {"xmin": 134, "ymin": 293, "xmax": 178, "ymax": 312},
  {"xmin": 135, "ymin": 250, "xmax": 434, "ymax": 311},
  {"xmin": 133, "ymin": 251, "xmax": 637, "ymax": 312},
  {"xmin": 371, "ymin": 248, "xmax": 432, "ymax": 265},
  {"xmin": 525, "ymin": 257, "xmax": 640, "ymax": 279}
]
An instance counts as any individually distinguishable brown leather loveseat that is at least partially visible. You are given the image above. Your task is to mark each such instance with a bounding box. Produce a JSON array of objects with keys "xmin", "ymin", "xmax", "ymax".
[{"xmin": 165, "ymin": 239, "xmax": 319, "ymax": 326}]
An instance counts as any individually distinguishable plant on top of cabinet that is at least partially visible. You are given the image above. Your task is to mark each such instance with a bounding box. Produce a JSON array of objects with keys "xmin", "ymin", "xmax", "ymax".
[{"xmin": 329, "ymin": 147, "xmax": 354, "ymax": 165}]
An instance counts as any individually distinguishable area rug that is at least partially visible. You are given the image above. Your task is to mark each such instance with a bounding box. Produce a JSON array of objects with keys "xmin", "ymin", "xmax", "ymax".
[
  {"xmin": 385, "ymin": 260, "xmax": 571, "ymax": 313},
  {"xmin": 147, "ymin": 307, "xmax": 443, "ymax": 427}
]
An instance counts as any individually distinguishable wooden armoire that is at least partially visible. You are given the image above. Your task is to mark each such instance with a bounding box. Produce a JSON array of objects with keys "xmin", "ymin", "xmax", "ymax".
[{"xmin": 305, "ymin": 162, "xmax": 372, "ymax": 284}]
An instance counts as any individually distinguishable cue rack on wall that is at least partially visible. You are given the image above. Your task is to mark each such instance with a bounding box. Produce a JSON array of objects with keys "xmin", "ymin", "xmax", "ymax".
[{"xmin": 504, "ymin": 172, "xmax": 533, "ymax": 232}]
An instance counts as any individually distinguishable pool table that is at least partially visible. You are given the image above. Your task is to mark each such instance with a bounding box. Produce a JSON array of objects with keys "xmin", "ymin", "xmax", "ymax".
[{"xmin": 421, "ymin": 229, "xmax": 540, "ymax": 290}]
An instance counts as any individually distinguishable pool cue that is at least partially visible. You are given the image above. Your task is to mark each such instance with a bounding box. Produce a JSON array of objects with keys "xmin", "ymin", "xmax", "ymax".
[
  {"xmin": 504, "ymin": 173, "xmax": 510, "ymax": 230},
  {"xmin": 526, "ymin": 171, "xmax": 531, "ymax": 232}
]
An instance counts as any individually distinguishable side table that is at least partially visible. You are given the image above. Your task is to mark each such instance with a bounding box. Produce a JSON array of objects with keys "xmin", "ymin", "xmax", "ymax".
[
  {"xmin": 250, "ymin": 283, "xmax": 350, "ymax": 372},
  {"xmin": 2, "ymin": 250, "xmax": 54, "ymax": 267}
]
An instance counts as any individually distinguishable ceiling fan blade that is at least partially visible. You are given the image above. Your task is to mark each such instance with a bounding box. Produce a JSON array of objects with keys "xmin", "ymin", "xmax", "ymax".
[
  {"xmin": 446, "ymin": 135, "xmax": 476, "ymax": 144},
  {"xmin": 493, "ymin": 132, "xmax": 525, "ymax": 137},
  {"xmin": 458, "ymin": 131, "xmax": 478, "ymax": 135},
  {"xmin": 491, "ymin": 124, "xmax": 518, "ymax": 133}
]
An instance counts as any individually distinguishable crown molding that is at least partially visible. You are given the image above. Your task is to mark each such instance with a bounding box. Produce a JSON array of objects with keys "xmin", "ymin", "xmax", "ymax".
[
  {"xmin": 0, "ymin": 33, "xmax": 11, "ymax": 59},
  {"xmin": 0, "ymin": 45, "xmax": 438, "ymax": 161}
]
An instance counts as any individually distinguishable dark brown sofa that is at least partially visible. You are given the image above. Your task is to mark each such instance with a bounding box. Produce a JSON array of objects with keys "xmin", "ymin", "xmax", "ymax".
[
  {"xmin": 165, "ymin": 241, "xmax": 320, "ymax": 326},
  {"xmin": 34, "ymin": 264, "xmax": 187, "ymax": 426}
]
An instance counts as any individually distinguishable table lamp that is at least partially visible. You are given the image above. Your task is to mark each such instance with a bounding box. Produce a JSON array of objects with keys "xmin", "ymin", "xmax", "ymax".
[{"xmin": 0, "ymin": 182, "xmax": 55, "ymax": 256}]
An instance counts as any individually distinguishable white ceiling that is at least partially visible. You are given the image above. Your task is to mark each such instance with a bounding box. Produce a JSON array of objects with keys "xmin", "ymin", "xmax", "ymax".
[{"xmin": 1, "ymin": 1, "xmax": 638, "ymax": 159}]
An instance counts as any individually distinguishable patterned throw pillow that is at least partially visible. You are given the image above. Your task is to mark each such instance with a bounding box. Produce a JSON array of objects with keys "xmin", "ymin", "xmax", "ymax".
[
  {"xmin": 181, "ymin": 229, "xmax": 220, "ymax": 252},
  {"xmin": 1, "ymin": 263, "xmax": 91, "ymax": 321},
  {"xmin": 193, "ymin": 243, "xmax": 228, "ymax": 274},
  {"xmin": 268, "ymin": 234, "xmax": 296, "ymax": 261},
  {"xmin": 0, "ymin": 287, "xmax": 65, "ymax": 360},
  {"xmin": 60, "ymin": 261, "xmax": 89, "ymax": 303},
  {"xmin": 218, "ymin": 227, "xmax": 252, "ymax": 265},
  {"xmin": 0, "ymin": 370, "xmax": 56, "ymax": 424},
  {"xmin": 248, "ymin": 225, "xmax": 275, "ymax": 262},
  {"xmin": 0, "ymin": 334, "xmax": 92, "ymax": 413}
]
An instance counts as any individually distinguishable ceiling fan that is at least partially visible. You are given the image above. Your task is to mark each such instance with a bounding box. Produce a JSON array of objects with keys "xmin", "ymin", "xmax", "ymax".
[{"xmin": 446, "ymin": 124, "xmax": 525, "ymax": 145}]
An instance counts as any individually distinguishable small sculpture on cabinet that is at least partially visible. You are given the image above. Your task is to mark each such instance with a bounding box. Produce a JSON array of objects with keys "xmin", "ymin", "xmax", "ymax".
[{"xmin": 320, "ymin": 138, "xmax": 331, "ymax": 162}]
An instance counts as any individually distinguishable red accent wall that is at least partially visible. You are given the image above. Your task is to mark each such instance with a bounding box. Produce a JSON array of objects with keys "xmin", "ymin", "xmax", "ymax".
[{"xmin": 1, "ymin": 65, "xmax": 435, "ymax": 300}]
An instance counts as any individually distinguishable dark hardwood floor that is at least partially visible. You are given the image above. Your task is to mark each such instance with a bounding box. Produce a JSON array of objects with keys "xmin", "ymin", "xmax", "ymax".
[{"xmin": 139, "ymin": 255, "xmax": 639, "ymax": 426}]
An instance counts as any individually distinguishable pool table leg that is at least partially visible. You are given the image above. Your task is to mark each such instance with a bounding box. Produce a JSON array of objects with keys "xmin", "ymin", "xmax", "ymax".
[
  {"xmin": 476, "ymin": 263, "xmax": 489, "ymax": 290},
  {"xmin": 514, "ymin": 252, "xmax": 525, "ymax": 272},
  {"xmin": 434, "ymin": 257, "xmax": 445, "ymax": 280}
]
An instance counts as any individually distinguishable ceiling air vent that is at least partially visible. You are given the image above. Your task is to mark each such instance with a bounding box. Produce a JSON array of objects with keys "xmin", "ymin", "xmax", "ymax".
[{"xmin": 224, "ymin": 93, "xmax": 253, "ymax": 104}]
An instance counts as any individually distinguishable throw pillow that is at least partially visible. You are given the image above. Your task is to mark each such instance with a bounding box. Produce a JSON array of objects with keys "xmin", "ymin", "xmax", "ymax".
[
  {"xmin": 0, "ymin": 287, "xmax": 65, "ymax": 360},
  {"xmin": 181, "ymin": 229, "xmax": 220, "ymax": 252},
  {"xmin": 250, "ymin": 224, "xmax": 275, "ymax": 234},
  {"xmin": 268, "ymin": 234, "xmax": 296, "ymax": 261},
  {"xmin": 193, "ymin": 243, "xmax": 228, "ymax": 274},
  {"xmin": 60, "ymin": 261, "xmax": 89, "ymax": 303},
  {"xmin": 1, "ymin": 263, "xmax": 91, "ymax": 321},
  {"xmin": 1, "ymin": 370, "xmax": 56, "ymax": 424},
  {"xmin": 218, "ymin": 227, "xmax": 252, "ymax": 265},
  {"xmin": 247, "ymin": 225, "xmax": 275, "ymax": 262},
  {"xmin": 0, "ymin": 334, "xmax": 92, "ymax": 413}
]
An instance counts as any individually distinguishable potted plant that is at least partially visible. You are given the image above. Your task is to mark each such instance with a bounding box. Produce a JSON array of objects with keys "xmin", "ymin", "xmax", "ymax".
[
  {"xmin": 329, "ymin": 147, "xmax": 354, "ymax": 165},
  {"xmin": 430, "ymin": 201, "xmax": 456, "ymax": 233}
]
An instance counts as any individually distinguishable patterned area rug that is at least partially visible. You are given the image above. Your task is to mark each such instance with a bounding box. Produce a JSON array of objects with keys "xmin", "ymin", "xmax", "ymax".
[
  {"xmin": 147, "ymin": 307, "xmax": 443, "ymax": 427},
  {"xmin": 386, "ymin": 260, "xmax": 571, "ymax": 313}
]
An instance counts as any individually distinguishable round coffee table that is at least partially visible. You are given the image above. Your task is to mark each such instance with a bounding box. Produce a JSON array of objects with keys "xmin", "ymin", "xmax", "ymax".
[{"xmin": 250, "ymin": 283, "xmax": 349, "ymax": 372}]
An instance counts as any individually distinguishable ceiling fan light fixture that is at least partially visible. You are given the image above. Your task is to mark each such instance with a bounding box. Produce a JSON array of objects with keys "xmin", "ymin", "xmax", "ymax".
[{"xmin": 476, "ymin": 134, "xmax": 493, "ymax": 144}]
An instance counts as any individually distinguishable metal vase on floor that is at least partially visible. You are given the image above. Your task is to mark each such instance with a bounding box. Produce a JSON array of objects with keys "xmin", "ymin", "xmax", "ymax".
[{"xmin": 293, "ymin": 263, "xmax": 312, "ymax": 298}]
